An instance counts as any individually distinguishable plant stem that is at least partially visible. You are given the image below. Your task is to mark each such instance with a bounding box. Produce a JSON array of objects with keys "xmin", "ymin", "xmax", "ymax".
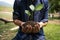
[{"xmin": 29, "ymin": 11, "xmax": 34, "ymax": 21}]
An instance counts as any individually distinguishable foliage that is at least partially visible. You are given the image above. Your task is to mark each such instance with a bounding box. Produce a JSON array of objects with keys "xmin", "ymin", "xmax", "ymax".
[
  {"xmin": 25, "ymin": 4, "xmax": 43, "ymax": 20},
  {"xmin": 49, "ymin": 0, "xmax": 60, "ymax": 13},
  {"xmin": 35, "ymin": 4, "xmax": 43, "ymax": 11}
]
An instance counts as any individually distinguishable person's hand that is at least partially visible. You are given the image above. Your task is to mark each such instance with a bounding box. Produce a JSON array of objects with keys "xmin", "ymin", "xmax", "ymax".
[
  {"xmin": 21, "ymin": 21, "xmax": 44, "ymax": 33},
  {"xmin": 21, "ymin": 22, "xmax": 25, "ymax": 26},
  {"xmin": 21, "ymin": 22, "xmax": 28, "ymax": 33},
  {"xmin": 38, "ymin": 22, "xmax": 44, "ymax": 28},
  {"xmin": 25, "ymin": 24, "xmax": 32, "ymax": 33},
  {"xmin": 38, "ymin": 22, "xmax": 48, "ymax": 28},
  {"xmin": 32, "ymin": 23, "xmax": 40, "ymax": 33},
  {"xmin": 21, "ymin": 23, "xmax": 32, "ymax": 33}
]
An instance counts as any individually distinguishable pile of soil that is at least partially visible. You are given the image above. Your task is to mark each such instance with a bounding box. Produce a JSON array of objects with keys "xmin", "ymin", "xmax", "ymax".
[{"xmin": 22, "ymin": 21, "xmax": 40, "ymax": 33}]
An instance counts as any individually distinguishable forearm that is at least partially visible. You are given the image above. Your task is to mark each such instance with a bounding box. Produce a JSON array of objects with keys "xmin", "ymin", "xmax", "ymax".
[
  {"xmin": 38, "ymin": 22, "xmax": 48, "ymax": 28},
  {"xmin": 13, "ymin": 19, "xmax": 25, "ymax": 26},
  {"xmin": 40, "ymin": 22, "xmax": 48, "ymax": 26},
  {"xmin": 39, "ymin": 0, "xmax": 48, "ymax": 27}
]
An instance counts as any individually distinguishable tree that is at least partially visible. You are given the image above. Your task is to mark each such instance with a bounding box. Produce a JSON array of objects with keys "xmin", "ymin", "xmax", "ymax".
[
  {"xmin": 49, "ymin": 0, "xmax": 60, "ymax": 12},
  {"xmin": 49, "ymin": 0, "xmax": 60, "ymax": 18}
]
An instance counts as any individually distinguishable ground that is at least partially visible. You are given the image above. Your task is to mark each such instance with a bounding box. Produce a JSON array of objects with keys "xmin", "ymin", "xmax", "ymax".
[
  {"xmin": 0, "ymin": 5, "xmax": 60, "ymax": 40},
  {"xmin": 48, "ymin": 20, "xmax": 60, "ymax": 25},
  {"xmin": 0, "ymin": 20, "xmax": 60, "ymax": 40},
  {"xmin": 44, "ymin": 20, "xmax": 60, "ymax": 40}
]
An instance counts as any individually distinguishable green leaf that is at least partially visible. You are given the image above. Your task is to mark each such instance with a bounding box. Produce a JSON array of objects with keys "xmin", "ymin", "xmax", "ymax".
[
  {"xmin": 35, "ymin": 4, "xmax": 43, "ymax": 11},
  {"xmin": 29, "ymin": 4, "xmax": 35, "ymax": 11},
  {"xmin": 25, "ymin": 10, "xmax": 31, "ymax": 16}
]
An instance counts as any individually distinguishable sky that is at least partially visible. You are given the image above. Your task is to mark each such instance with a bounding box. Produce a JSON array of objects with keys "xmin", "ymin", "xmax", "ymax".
[{"xmin": 0, "ymin": 0, "xmax": 15, "ymax": 5}]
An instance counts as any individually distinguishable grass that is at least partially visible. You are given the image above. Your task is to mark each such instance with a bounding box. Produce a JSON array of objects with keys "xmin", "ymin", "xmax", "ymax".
[
  {"xmin": 0, "ymin": 21, "xmax": 16, "ymax": 34},
  {"xmin": 0, "ymin": 10, "xmax": 60, "ymax": 40},
  {"xmin": 0, "ymin": 6, "xmax": 12, "ymax": 12},
  {"xmin": 44, "ymin": 23, "xmax": 60, "ymax": 40},
  {"xmin": 0, "ymin": 5, "xmax": 60, "ymax": 40},
  {"xmin": 0, "ymin": 6, "xmax": 13, "ymax": 20},
  {"xmin": 49, "ymin": 17, "xmax": 60, "ymax": 20},
  {"xmin": 0, "ymin": 13, "xmax": 60, "ymax": 40},
  {"xmin": 0, "ymin": 21, "xmax": 17, "ymax": 40},
  {"xmin": 0, "ymin": 21, "xmax": 60, "ymax": 40},
  {"xmin": 0, "ymin": 13, "xmax": 12, "ymax": 20}
]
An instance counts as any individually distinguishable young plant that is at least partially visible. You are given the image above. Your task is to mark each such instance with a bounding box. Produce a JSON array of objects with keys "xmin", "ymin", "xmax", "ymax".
[
  {"xmin": 25, "ymin": 4, "xmax": 44, "ymax": 20},
  {"xmin": 22, "ymin": 4, "xmax": 44, "ymax": 33}
]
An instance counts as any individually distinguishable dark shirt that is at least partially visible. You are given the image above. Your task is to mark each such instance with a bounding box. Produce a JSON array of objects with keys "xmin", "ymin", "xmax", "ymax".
[{"xmin": 13, "ymin": 0, "xmax": 49, "ymax": 40}]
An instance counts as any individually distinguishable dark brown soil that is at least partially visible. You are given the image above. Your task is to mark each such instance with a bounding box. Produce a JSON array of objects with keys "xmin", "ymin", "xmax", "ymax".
[{"xmin": 22, "ymin": 21, "xmax": 40, "ymax": 33}]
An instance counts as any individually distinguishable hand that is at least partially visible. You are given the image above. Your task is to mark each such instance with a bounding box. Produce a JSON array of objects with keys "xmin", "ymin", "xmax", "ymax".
[
  {"xmin": 39, "ymin": 22, "xmax": 46, "ymax": 28},
  {"xmin": 21, "ymin": 22, "xmax": 25, "ymax": 26},
  {"xmin": 32, "ymin": 23, "xmax": 40, "ymax": 33},
  {"xmin": 21, "ymin": 23, "xmax": 32, "ymax": 33},
  {"xmin": 25, "ymin": 24, "xmax": 32, "ymax": 33},
  {"xmin": 21, "ymin": 22, "xmax": 27, "ymax": 33},
  {"xmin": 38, "ymin": 22, "xmax": 43, "ymax": 28}
]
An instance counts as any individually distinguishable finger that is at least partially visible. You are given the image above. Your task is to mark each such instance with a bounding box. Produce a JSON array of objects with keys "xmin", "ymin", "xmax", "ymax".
[
  {"xmin": 28, "ymin": 25, "xmax": 32, "ymax": 33},
  {"xmin": 34, "ymin": 24, "xmax": 40, "ymax": 33},
  {"xmin": 25, "ymin": 25, "xmax": 30, "ymax": 33},
  {"xmin": 33, "ymin": 24, "xmax": 37, "ymax": 33},
  {"xmin": 37, "ymin": 25, "xmax": 40, "ymax": 32},
  {"xmin": 26, "ymin": 25, "xmax": 32, "ymax": 33},
  {"xmin": 36, "ymin": 26, "xmax": 40, "ymax": 33},
  {"xmin": 32, "ymin": 27, "xmax": 36, "ymax": 33},
  {"xmin": 22, "ymin": 27, "xmax": 26, "ymax": 33}
]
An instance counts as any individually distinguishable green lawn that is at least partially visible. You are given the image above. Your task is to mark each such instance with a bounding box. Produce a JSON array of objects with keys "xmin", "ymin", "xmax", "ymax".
[
  {"xmin": 44, "ymin": 23, "xmax": 60, "ymax": 40},
  {"xmin": 0, "ymin": 21, "xmax": 60, "ymax": 40},
  {"xmin": 0, "ymin": 13, "xmax": 12, "ymax": 20},
  {"xmin": 0, "ymin": 21, "xmax": 16, "ymax": 34},
  {"xmin": 0, "ymin": 6, "xmax": 12, "ymax": 12},
  {"xmin": 0, "ymin": 6, "xmax": 60, "ymax": 40},
  {"xmin": 0, "ymin": 6, "xmax": 13, "ymax": 20},
  {"xmin": 0, "ymin": 21, "xmax": 17, "ymax": 40}
]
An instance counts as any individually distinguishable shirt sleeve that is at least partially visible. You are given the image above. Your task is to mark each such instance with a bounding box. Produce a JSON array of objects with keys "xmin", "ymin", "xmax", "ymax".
[
  {"xmin": 13, "ymin": 0, "xmax": 21, "ymax": 20},
  {"xmin": 40, "ymin": 0, "xmax": 49, "ymax": 22}
]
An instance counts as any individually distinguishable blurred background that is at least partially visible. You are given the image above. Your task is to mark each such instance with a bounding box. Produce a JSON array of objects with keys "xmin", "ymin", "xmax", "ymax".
[{"xmin": 0, "ymin": 0, "xmax": 60, "ymax": 40}]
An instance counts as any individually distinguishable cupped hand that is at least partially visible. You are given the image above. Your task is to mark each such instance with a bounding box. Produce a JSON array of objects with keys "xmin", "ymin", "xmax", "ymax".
[{"xmin": 32, "ymin": 23, "xmax": 40, "ymax": 33}]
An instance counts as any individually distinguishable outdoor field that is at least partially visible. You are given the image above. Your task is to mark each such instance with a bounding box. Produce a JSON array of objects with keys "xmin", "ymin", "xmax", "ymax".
[
  {"xmin": 0, "ymin": 2, "xmax": 60, "ymax": 40},
  {"xmin": 0, "ymin": 19, "xmax": 60, "ymax": 40},
  {"xmin": 0, "ymin": 11, "xmax": 60, "ymax": 40}
]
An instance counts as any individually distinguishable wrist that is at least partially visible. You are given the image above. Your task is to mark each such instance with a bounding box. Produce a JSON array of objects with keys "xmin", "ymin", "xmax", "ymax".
[
  {"xmin": 21, "ymin": 22, "xmax": 25, "ymax": 25},
  {"xmin": 39, "ymin": 22, "xmax": 48, "ymax": 27},
  {"xmin": 39, "ymin": 22, "xmax": 44, "ymax": 28}
]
